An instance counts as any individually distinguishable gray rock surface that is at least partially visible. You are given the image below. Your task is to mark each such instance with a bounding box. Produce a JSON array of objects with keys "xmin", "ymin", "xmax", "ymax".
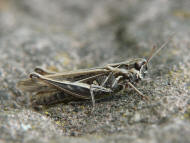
[{"xmin": 0, "ymin": 0, "xmax": 190, "ymax": 142}]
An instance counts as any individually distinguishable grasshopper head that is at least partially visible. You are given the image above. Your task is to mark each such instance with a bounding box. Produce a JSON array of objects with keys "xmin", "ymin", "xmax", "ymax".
[
  {"xmin": 121, "ymin": 58, "xmax": 148, "ymax": 74},
  {"xmin": 134, "ymin": 58, "xmax": 148, "ymax": 79},
  {"xmin": 114, "ymin": 58, "xmax": 148, "ymax": 80},
  {"xmin": 118, "ymin": 34, "xmax": 174, "ymax": 81}
]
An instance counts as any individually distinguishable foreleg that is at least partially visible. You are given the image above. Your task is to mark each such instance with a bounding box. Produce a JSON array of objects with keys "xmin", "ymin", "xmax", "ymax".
[{"xmin": 127, "ymin": 82, "xmax": 149, "ymax": 100}]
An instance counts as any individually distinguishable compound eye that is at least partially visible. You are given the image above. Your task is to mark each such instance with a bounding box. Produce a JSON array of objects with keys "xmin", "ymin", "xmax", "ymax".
[{"xmin": 135, "ymin": 62, "xmax": 141, "ymax": 70}]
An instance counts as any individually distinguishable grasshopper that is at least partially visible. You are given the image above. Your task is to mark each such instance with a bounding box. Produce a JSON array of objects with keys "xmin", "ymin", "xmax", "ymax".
[{"xmin": 17, "ymin": 35, "xmax": 174, "ymax": 109}]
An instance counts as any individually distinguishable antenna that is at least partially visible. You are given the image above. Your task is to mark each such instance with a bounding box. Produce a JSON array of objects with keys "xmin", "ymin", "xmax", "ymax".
[
  {"xmin": 146, "ymin": 33, "xmax": 175, "ymax": 64},
  {"xmin": 146, "ymin": 45, "xmax": 157, "ymax": 63}
]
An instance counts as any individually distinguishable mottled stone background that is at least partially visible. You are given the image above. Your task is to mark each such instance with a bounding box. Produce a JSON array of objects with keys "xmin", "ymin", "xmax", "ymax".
[{"xmin": 0, "ymin": 0, "xmax": 190, "ymax": 143}]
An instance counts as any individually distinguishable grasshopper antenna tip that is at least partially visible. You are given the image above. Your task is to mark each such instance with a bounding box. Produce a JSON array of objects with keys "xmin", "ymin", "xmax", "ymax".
[{"xmin": 146, "ymin": 33, "xmax": 176, "ymax": 64}]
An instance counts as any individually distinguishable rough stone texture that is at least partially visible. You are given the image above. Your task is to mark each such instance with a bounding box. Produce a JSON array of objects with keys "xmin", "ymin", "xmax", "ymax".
[{"xmin": 0, "ymin": 0, "xmax": 190, "ymax": 142}]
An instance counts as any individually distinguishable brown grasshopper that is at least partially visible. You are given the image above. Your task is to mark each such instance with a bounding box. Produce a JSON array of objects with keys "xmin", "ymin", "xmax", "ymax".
[{"xmin": 17, "ymin": 35, "xmax": 173, "ymax": 109}]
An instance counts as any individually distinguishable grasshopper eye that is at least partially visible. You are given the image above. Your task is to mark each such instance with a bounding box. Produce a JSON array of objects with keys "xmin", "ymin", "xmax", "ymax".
[
  {"xmin": 135, "ymin": 62, "xmax": 141, "ymax": 70},
  {"xmin": 135, "ymin": 61, "xmax": 146, "ymax": 71}
]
